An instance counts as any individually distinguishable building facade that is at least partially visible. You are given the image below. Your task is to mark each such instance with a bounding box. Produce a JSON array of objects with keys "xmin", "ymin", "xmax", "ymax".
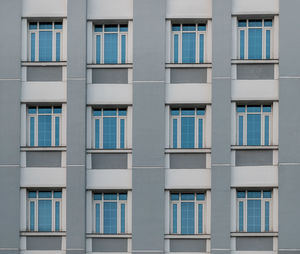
[{"xmin": 0, "ymin": 0, "xmax": 299, "ymax": 254}]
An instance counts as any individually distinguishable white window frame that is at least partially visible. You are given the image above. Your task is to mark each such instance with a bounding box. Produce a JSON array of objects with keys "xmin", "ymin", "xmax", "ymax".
[
  {"xmin": 237, "ymin": 19, "xmax": 273, "ymax": 60},
  {"xmin": 236, "ymin": 105, "xmax": 272, "ymax": 146},
  {"xmin": 236, "ymin": 190, "xmax": 273, "ymax": 233},
  {"xmin": 27, "ymin": 190, "xmax": 62, "ymax": 232}
]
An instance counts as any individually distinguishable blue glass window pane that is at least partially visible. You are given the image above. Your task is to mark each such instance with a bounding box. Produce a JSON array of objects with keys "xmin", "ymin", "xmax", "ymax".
[
  {"xmin": 197, "ymin": 109, "xmax": 205, "ymax": 115},
  {"xmin": 95, "ymin": 25, "xmax": 103, "ymax": 32},
  {"xmin": 38, "ymin": 107, "xmax": 52, "ymax": 114},
  {"xmin": 240, "ymin": 30, "xmax": 245, "ymax": 59},
  {"xmin": 239, "ymin": 116, "xmax": 243, "ymax": 146},
  {"xmin": 264, "ymin": 20, "xmax": 273, "ymax": 27},
  {"xmin": 237, "ymin": 106, "xmax": 245, "ymax": 112},
  {"xmin": 247, "ymin": 200, "xmax": 261, "ymax": 232},
  {"xmin": 119, "ymin": 194, "xmax": 127, "ymax": 200},
  {"xmin": 198, "ymin": 24, "xmax": 206, "ymax": 31},
  {"xmin": 120, "ymin": 119, "xmax": 125, "ymax": 149},
  {"xmin": 38, "ymin": 115, "xmax": 52, "ymax": 146},
  {"xmin": 199, "ymin": 34, "xmax": 204, "ymax": 63},
  {"xmin": 40, "ymin": 22, "xmax": 52, "ymax": 29},
  {"xmin": 182, "ymin": 24, "xmax": 196, "ymax": 31},
  {"xmin": 171, "ymin": 194, "xmax": 179, "ymax": 201},
  {"xmin": 38, "ymin": 200, "xmax": 52, "ymax": 231},
  {"xmin": 94, "ymin": 194, "xmax": 102, "ymax": 200},
  {"xmin": 103, "ymin": 109, "xmax": 117, "ymax": 116},
  {"xmin": 39, "ymin": 31, "xmax": 52, "ymax": 61},
  {"xmin": 54, "ymin": 22, "xmax": 62, "ymax": 29},
  {"xmin": 248, "ymin": 191, "xmax": 261, "ymax": 198},
  {"xmin": 198, "ymin": 119, "xmax": 203, "ymax": 148},
  {"xmin": 103, "ymin": 118, "xmax": 117, "ymax": 149},
  {"xmin": 238, "ymin": 20, "xmax": 247, "ymax": 27},
  {"xmin": 55, "ymin": 117, "xmax": 59, "ymax": 146},
  {"xmin": 182, "ymin": 33, "xmax": 196, "ymax": 63},
  {"xmin": 31, "ymin": 33, "xmax": 35, "ymax": 61},
  {"xmin": 181, "ymin": 117, "xmax": 195, "ymax": 148},
  {"xmin": 56, "ymin": 33, "xmax": 60, "ymax": 61},
  {"xmin": 53, "ymin": 107, "xmax": 62, "ymax": 113},
  {"xmin": 174, "ymin": 34, "xmax": 179, "ymax": 63},
  {"xmin": 248, "ymin": 28, "xmax": 262, "ymax": 59},
  {"xmin": 29, "ymin": 22, "xmax": 37, "ymax": 30},
  {"xmin": 247, "ymin": 106, "xmax": 261, "ymax": 113},
  {"xmin": 96, "ymin": 35, "xmax": 101, "ymax": 64},
  {"xmin": 263, "ymin": 191, "xmax": 272, "ymax": 198},
  {"xmin": 104, "ymin": 194, "xmax": 118, "ymax": 200},
  {"xmin": 104, "ymin": 33, "xmax": 118, "ymax": 64},
  {"xmin": 95, "ymin": 119, "xmax": 100, "ymax": 149},
  {"xmin": 171, "ymin": 109, "xmax": 179, "ymax": 116},
  {"xmin": 181, "ymin": 194, "xmax": 195, "ymax": 200},
  {"xmin": 247, "ymin": 114, "xmax": 261, "ymax": 145},
  {"xmin": 266, "ymin": 30, "xmax": 271, "ymax": 59},
  {"xmin": 121, "ymin": 35, "xmax": 126, "ymax": 64},
  {"xmin": 181, "ymin": 202, "xmax": 194, "ymax": 234},
  {"xmin": 103, "ymin": 202, "xmax": 117, "ymax": 234},
  {"xmin": 30, "ymin": 201, "xmax": 35, "ymax": 231},
  {"xmin": 264, "ymin": 116, "xmax": 269, "ymax": 146},
  {"xmin": 28, "ymin": 107, "xmax": 37, "ymax": 114},
  {"xmin": 239, "ymin": 201, "xmax": 244, "ymax": 231},
  {"xmin": 198, "ymin": 204, "xmax": 203, "ymax": 233},
  {"xmin": 263, "ymin": 106, "xmax": 271, "ymax": 112},
  {"xmin": 96, "ymin": 203, "xmax": 100, "ymax": 233},
  {"xmin": 93, "ymin": 109, "xmax": 101, "ymax": 116},
  {"xmin": 182, "ymin": 109, "xmax": 195, "ymax": 115},
  {"xmin": 55, "ymin": 202, "xmax": 60, "ymax": 231},
  {"xmin": 121, "ymin": 203, "xmax": 125, "ymax": 233},
  {"xmin": 196, "ymin": 193, "xmax": 205, "ymax": 201},
  {"xmin": 173, "ymin": 119, "xmax": 177, "ymax": 148},
  {"xmin": 249, "ymin": 20, "xmax": 262, "ymax": 27},
  {"xmin": 172, "ymin": 24, "xmax": 180, "ymax": 31},
  {"xmin": 265, "ymin": 201, "xmax": 270, "ymax": 232},
  {"xmin": 104, "ymin": 25, "xmax": 118, "ymax": 32},
  {"xmin": 39, "ymin": 191, "xmax": 52, "ymax": 198},
  {"xmin": 29, "ymin": 191, "xmax": 37, "ymax": 198},
  {"xmin": 119, "ymin": 109, "xmax": 127, "ymax": 116},
  {"xmin": 54, "ymin": 191, "xmax": 62, "ymax": 198},
  {"xmin": 173, "ymin": 204, "xmax": 177, "ymax": 233},
  {"xmin": 120, "ymin": 25, "xmax": 128, "ymax": 32},
  {"xmin": 237, "ymin": 191, "xmax": 245, "ymax": 198},
  {"xmin": 30, "ymin": 117, "xmax": 35, "ymax": 146}
]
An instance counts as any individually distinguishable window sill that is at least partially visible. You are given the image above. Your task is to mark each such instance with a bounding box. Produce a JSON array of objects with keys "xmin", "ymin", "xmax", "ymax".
[
  {"xmin": 231, "ymin": 232, "xmax": 278, "ymax": 237},
  {"xmin": 86, "ymin": 233, "xmax": 132, "ymax": 238},
  {"xmin": 165, "ymin": 148, "xmax": 210, "ymax": 154},
  {"xmin": 21, "ymin": 61, "xmax": 67, "ymax": 67},
  {"xmin": 166, "ymin": 63, "xmax": 212, "ymax": 68},
  {"xmin": 20, "ymin": 231, "xmax": 66, "ymax": 236},
  {"xmin": 231, "ymin": 59, "xmax": 279, "ymax": 64},
  {"xmin": 165, "ymin": 234, "xmax": 210, "ymax": 239},
  {"xmin": 86, "ymin": 149, "xmax": 132, "ymax": 153},
  {"xmin": 21, "ymin": 146, "xmax": 67, "ymax": 152},
  {"xmin": 87, "ymin": 64, "xmax": 133, "ymax": 69},
  {"xmin": 231, "ymin": 145, "xmax": 278, "ymax": 150}
]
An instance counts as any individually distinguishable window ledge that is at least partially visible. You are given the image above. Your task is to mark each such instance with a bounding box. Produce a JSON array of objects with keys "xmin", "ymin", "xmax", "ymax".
[
  {"xmin": 86, "ymin": 233, "xmax": 132, "ymax": 238},
  {"xmin": 231, "ymin": 232, "xmax": 278, "ymax": 237},
  {"xmin": 21, "ymin": 61, "xmax": 67, "ymax": 67},
  {"xmin": 165, "ymin": 148, "xmax": 211, "ymax": 154},
  {"xmin": 21, "ymin": 146, "xmax": 67, "ymax": 152},
  {"xmin": 231, "ymin": 145, "xmax": 278, "ymax": 150},
  {"xmin": 165, "ymin": 234, "xmax": 210, "ymax": 239},
  {"xmin": 87, "ymin": 64, "xmax": 133, "ymax": 69},
  {"xmin": 86, "ymin": 149, "xmax": 132, "ymax": 153},
  {"xmin": 166, "ymin": 63, "xmax": 212, "ymax": 68},
  {"xmin": 20, "ymin": 231, "xmax": 66, "ymax": 236},
  {"xmin": 231, "ymin": 59, "xmax": 279, "ymax": 64}
]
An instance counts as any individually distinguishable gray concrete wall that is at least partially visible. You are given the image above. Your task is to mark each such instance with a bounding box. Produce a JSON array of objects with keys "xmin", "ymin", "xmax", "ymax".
[
  {"xmin": 0, "ymin": 0, "xmax": 21, "ymax": 252},
  {"xmin": 211, "ymin": 0, "xmax": 232, "ymax": 254},
  {"xmin": 66, "ymin": 0, "xmax": 86, "ymax": 253},
  {"xmin": 132, "ymin": 0, "xmax": 165, "ymax": 253},
  {"xmin": 279, "ymin": 0, "xmax": 300, "ymax": 252}
]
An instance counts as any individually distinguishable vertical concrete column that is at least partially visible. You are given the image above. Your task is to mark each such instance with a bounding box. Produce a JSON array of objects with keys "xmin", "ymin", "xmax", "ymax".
[
  {"xmin": 0, "ymin": 1, "xmax": 21, "ymax": 253},
  {"xmin": 211, "ymin": 0, "xmax": 232, "ymax": 253},
  {"xmin": 279, "ymin": 1, "xmax": 300, "ymax": 253},
  {"xmin": 132, "ymin": 0, "xmax": 166, "ymax": 253},
  {"xmin": 66, "ymin": 0, "xmax": 86, "ymax": 253}
]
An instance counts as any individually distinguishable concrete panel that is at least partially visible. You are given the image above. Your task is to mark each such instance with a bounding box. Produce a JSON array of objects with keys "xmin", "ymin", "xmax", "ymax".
[
  {"xmin": 22, "ymin": 0, "xmax": 67, "ymax": 17},
  {"xmin": 232, "ymin": 0, "xmax": 278, "ymax": 14},
  {"xmin": 0, "ymin": 251, "xmax": 18, "ymax": 254},
  {"xmin": 26, "ymin": 151, "xmax": 61, "ymax": 167},
  {"xmin": 27, "ymin": 67, "xmax": 62, "ymax": 81},
  {"xmin": 237, "ymin": 64, "xmax": 274, "ymax": 80},
  {"xmin": 236, "ymin": 237, "xmax": 273, "ymax": 251},
  {"xmin": 170, "ymin": 153, "xmax": 206, "ymax": 169},
  {"xmin": 170, "ymin": 239, "xmax": 206, "ymax": 252},
  {"xmin": 92, "ymin": 69, "xmax": 128, "ymax": 84},
  {"xmin": 92, "ymin": 238, "xmax": 127, "ymax": 252},
  {"xmin": 171, "ymin": 68, "xmax": 207, "ymax": 83},
  {"xmin": 279, "ymin": 252, "xmax": 300, "ymax": 254},
  {"xmin": 92, "ymin": 153, "xmax": 127, "ymax": 169},
  {"xmin": 66, "ymin": 251, "xmax": 85, "ymax": 254},
  {"xmin": 27, "ymin": 236, "xmax": 62, "ymax": 250},
  {"xmin": 166, "ymin": 0, "xmax": 212, "ymax": 18},
  {"xmin": 235, "ymin": 150, "xmax": 273, "ymax": 166}
]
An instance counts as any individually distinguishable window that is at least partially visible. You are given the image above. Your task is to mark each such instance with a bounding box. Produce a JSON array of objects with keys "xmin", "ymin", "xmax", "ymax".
[
  {"xmin": 27, "ymin": 106, "xmax": 62, "ymax": 147},
  {"xmin": 93, "ymin": 193, "xmax": 128, "ymax": 234},
  {"xmin": 28, "ymin": 21, "xmax": 63, "ymax": 62},
  {"xmin": 94, "ymin": 24, "xmax": 128, "ymax": 64},
  {"xmin": 171, "ymin": 108, "xmax": 205, "ymax": 149},
  {"xmin": 237, "ymin": 190, "xmax": 272, "ymax": 232},
  {"xmin": 170, "ymin": 193, "xmax": 206, "ymax": 234},
  {"xmin": 172, "ymin": 23, "xmax": 206, "ymax": 64},
  {"xmin": 28, "ymin": 190, "xmax": 62, "ymax": 232},
  {"xmin": 238, "ymin": 19, "xmax": 273, "ymax": 60},
  {"xmin": 92, "ymin": 108, "xmax": 127, "ymax": 149},
  {"xmin": 236, "ymin": 105, "xmax": 272, "ymax": 146}
]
